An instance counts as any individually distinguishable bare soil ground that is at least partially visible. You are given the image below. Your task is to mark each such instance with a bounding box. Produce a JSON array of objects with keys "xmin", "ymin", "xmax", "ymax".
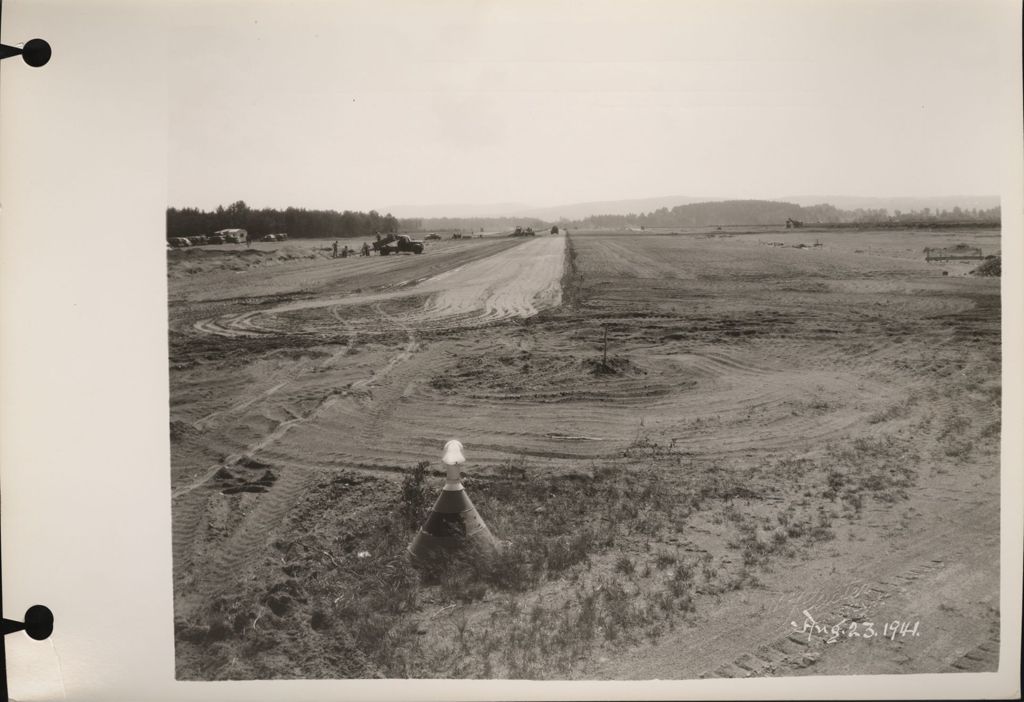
[{"xmin": 169, "ymin": 228, "xmax": 1000, "ymax": 680}]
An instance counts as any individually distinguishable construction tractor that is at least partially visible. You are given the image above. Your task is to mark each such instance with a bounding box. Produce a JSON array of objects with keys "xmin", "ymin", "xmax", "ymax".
[{"xmin": 375, "ymin": 233, "xmax": 424, "ymax": 255}]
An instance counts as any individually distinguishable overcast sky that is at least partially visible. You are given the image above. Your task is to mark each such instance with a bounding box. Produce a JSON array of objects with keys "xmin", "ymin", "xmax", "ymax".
[{"xmin": 167, "ymin": 0, "xmax": 1014, "ymax": 212}]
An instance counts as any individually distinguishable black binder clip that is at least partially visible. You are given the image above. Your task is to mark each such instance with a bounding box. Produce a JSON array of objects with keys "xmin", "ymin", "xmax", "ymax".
[
  {"xmin": 2, "ymin": 605, "xmax": 54, "ymax": 700},
  {"xmin": 0, "ymin": 37, "xmax": 51, "ymax": 67},
  {"xmin": 2, "ymin": 605, "xmax": 54, "ymax": 641}
]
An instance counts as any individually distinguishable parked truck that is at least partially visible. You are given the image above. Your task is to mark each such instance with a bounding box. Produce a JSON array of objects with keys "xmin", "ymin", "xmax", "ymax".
[{"xmin": 374, "ymin": 234, "xmax": 424, "ymax": 255}]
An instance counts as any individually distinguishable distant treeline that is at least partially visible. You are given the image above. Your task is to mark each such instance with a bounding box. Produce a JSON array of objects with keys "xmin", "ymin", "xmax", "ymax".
[
  {"xmin": 168, "ymin": 199, "xmax": 1001, "ymax": 239},
  {"xmin": 807, "ymin": 220, "xmax": 1000, "ymax": 230},
  {"xmin": 400, "ymin": 216, "xmax": 548, "ymax": 233},
  {"xmin": 167, "ymin": 201, "xmax": 414, "ymax": 240},
  {"xmin": 567, "ymin": 200, "xmax": 1001, "ymax": 229}
]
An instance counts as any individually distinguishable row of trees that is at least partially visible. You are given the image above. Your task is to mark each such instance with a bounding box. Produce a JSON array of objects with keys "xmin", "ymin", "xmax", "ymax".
[
  {"xmin": 879, "ymin": 206, "xmax": 1001, "ymax": 223},
  {"xmin": 566, "ymin": 200, "xmax": 1001, "ymax": 229},
  {"xmin": 168, "ymin": 199, "xmax": 1002, "ymax": 239},
  {"xmin": 167, "ymin": 201, "xmax": 411, "ymax": 240},
  {"xmin": 574, "ymin": 201, "xmax": 840, "ymax": 228}
]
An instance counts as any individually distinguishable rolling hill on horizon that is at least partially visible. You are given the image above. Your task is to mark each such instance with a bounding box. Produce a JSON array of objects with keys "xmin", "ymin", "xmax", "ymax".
[
  {"xmin": 780, "ymin": 194, "xmax": 999, "ymax": 213},
  {"xmin": 383, "ymin": 194, "xmax": 998, "ymax": 222}
]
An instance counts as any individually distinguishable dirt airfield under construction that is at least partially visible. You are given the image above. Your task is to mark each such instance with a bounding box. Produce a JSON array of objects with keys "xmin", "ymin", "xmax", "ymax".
[{"xmin": 169, "ymin": 226, "xmax": 1001, "ymax": 680}]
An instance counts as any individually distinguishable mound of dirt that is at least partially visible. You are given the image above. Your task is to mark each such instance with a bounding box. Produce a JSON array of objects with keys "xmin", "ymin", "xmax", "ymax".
[
  {"xmin": 971, "ymin": 256, "xmax": 1001, "ymax": 277},
  {"xmin": 430, "ymin": 350, "xmax": 651, "ymax": 397},
  {"xmin": 212, "ymin": 462, "xmax": 277, "ymax": 494},
  {"xmin": 583, "ymin": 355, "xmax": 646, "ymax": 376},
  {"xmin": 167, "ymin": 248, "xmax": 273, "ymax": 277},
  {"xmin": 273, "ymin": 245, "xmax": 325, "ymax": 262},
  {"xmin": 238, "ymin": 456, "xmax": 273, "ymax": 470}
]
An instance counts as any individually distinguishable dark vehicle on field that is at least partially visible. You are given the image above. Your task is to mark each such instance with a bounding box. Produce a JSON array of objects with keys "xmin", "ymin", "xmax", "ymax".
[
  {"xmin": 425, "ymin": 233, "xmax": 442, "ymax": 240},
  {"xmin": 511, "ymin": 226, "xmax": 535, "ymax": 237},
  {"xmin": 374, "ymin": 233, "xmax": 424, "ymax": 255}
]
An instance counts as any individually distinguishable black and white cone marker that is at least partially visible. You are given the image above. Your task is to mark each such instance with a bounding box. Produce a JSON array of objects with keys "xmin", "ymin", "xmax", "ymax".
[{"xmin": 407, "ymin": 440, "xmax": 499, "ymax": 561}]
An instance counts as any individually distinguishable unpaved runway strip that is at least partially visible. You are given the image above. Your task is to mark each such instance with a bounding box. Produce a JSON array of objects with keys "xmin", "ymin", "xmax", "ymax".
[
  {"xmin": 421, "ymin": 236, "xmax": 564, "ymax": 322},
  {"xmin": 193, "ymin": 236, "xmax": 565, "ymax": 337}
]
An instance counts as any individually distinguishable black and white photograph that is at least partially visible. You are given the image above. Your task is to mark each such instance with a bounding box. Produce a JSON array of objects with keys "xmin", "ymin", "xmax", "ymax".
[
  {"xmin": 1, "ymin": 0, "xmax": 1021, "ymax": 699},
  {"xmin": 162, "ymin": 0, "xmax": 1012, "ymax": 682}
]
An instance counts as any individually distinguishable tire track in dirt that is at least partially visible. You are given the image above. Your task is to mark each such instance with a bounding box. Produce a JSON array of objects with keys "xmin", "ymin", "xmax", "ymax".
[
  {"xmin": 199, "ymin": 465, "xmax": 317, "ymax": 597},
  {"xmin": 701, "ymin": 558, "xmax": 953, "ymax": 678},
  {"xmin": 592, "ymin": 491, "xmax": 997, "ymax": 681},
  {"xmin": 171, "ymin": 484, "xmax": 214, "ymax": 583},
  {"xmin": 177, "ymin": 238, "xmax": 568, "ymax": 600},
  {"xmin": 192, "ymin": 237, "xmax": 565, "ymax": 339},
  {"xmin": 655, "ymin": 350, "xmax": 894, "ymax": 456},
  {"xmin": 250, "ymin": 308, "xmax": 459, "ymax": 477},
  {"xmin": 191, "ymin": 332, "xmax": 422, "ymax": 598},
  {"xmin": 948, "ymin": 624, "xmax": 1001, "ymax": 672},
  {"xmin": 172, "ymin": 319, "xmax": 418, "ymax": 601},
  {"xmin": 191, "ymin": 336, "xmax": 358, "ymax": 432},
  {"xmin": 357, "ymin": 340, "xmax": 899, "ymax": 469},
  {"xmin": 172, "ymin": 384, "xmax": 345, "ymax": 500},
  {"xmin": 176, "ymin": 239, "xmax": 565, "ymax": 494}
]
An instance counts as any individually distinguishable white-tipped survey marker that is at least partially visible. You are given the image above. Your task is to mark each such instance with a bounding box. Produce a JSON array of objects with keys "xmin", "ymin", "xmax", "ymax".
[
  {"xmin": 407, "ymin": 438, "xmax": 499, "ymax": 560},
  {"xmin": 442, "ymin": 438, "xmax": 466, "ymax": 490}
]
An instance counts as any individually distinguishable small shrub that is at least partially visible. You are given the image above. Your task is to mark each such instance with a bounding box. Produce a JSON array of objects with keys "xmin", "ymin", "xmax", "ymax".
[
  {"xmin": 400, "ymin": 461, "xmax": 431, "ymax": 530},
  {"xmin": 614, "ymin": 555, "xmax": 635, "ymax": 575},
  {"xmin": 654, "ymin": 551, "xmax": 677, "ymax": 569}
]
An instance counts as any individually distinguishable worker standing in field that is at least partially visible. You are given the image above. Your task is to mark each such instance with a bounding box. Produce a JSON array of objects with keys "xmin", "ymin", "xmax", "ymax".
[
  {"xmin": 332, "ymin": 240, "xmax": 339, "ymax": 258},
  {"xmin": 362, "ymin": 242, "xmax": 370, "ymax": 257}
]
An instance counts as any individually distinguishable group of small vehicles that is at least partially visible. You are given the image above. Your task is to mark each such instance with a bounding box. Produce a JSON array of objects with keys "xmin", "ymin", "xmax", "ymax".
[
  {"xmin": 510, "ymin": 226, "xmax": 559, "ymax": 237},
  {"xmin": 167, "ymin": 229, "xmax": 291, "ymax": 248},
  {"xmin": 168, "ymin": 227, "xmax": 552, "ymax": 257},
  {"xmin": 311, "ymin": 227, "xmax": 552, "ymax": 258}
]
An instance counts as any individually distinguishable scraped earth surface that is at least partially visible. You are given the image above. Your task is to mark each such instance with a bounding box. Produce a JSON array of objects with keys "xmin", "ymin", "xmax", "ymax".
[{"xmin": 170, "ymin": 228, "xmax": 1001, "ymax": 680}]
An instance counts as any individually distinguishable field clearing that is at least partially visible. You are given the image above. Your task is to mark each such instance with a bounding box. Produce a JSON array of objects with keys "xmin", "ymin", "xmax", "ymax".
[
  {"xmin": 169, "ymin": 227, "xmax": 1000, "ymax": 680},
  {"xmin": 168, "ymin": 235, "xmax": 520, "ymax": 304}
]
